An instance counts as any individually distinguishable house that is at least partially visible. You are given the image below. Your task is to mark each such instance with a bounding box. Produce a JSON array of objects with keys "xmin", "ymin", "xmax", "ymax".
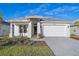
[
  {"xmin": 70, "ymin": 21, "xmax": 79, "ymax": 36},
  {"xmin": 8, "ymin": 16, "xmax": 70, "ymax": 38},
  {"xmin": 0, "ymin": 21, "xmax": 10, "ymax": 36}
]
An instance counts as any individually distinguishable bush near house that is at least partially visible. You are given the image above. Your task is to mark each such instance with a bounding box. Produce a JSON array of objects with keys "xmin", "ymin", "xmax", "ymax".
[{"xmin": 37, "ymin": 33, "xmax": 44, "ymax": 39}]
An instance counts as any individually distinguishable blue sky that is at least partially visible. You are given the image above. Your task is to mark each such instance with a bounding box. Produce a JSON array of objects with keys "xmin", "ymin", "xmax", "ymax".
[{"xmin": 0, "ymin": 3, "xmax": 79, "ymax": 21}]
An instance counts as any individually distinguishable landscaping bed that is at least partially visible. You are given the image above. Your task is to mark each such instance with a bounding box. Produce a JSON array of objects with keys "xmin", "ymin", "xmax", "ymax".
[
  {"xmin": 71, "ymin": 34, "xmax": 79, "ymax": 40},
  {"xmin": 0, "ymin": 37, "xmax": 54, "ymax": 56}
]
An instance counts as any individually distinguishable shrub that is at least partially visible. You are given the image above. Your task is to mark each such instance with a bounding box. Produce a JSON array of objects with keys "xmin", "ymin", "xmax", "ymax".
[{"xmin": 37, "ymin": 33, "xmax": 44, "ymax": 39}]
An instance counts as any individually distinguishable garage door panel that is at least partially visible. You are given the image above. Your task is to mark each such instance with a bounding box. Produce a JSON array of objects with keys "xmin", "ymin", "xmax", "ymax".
[{"xmin": 43, "ymin": 26, "xmax": 70, "ymax": 37}]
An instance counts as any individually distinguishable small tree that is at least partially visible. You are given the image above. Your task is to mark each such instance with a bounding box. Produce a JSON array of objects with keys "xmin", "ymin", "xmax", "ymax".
[
  {"xmin": 0, "ymin": 14, "xmax": 3, "ymax": 23},
  {"xmin": 0, "ymin": 13, "xmax": 4, "ymax": 37}
]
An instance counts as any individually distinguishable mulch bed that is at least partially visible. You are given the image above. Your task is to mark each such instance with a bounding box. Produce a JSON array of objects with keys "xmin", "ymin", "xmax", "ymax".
[
  {"xmin": 33, "ymin": 41, "xmax": 46, "ymax": 46},
  {"xmin": 0, "ymin": 38, "xmax": 46, "ymax": 46},
  {"xmin": 71, "ymin": 35, "xmax": 79, "ymax": 40},
  {"xmin": 0, "ymin": 40, "xmax": 9, "ymax": 46}
]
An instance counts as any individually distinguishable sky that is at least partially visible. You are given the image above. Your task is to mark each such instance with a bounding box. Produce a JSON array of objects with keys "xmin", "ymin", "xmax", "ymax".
[{"xmin": 0, "ymin": 3, "xmax": 79, "ymax": 21}]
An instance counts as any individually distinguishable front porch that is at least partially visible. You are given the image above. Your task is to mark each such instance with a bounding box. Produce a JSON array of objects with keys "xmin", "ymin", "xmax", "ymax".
[
  {"xmin": 9, "ymin": 20, "xmax": 43, "ymax": 39},
  {"xmin": 9, "ymin": 20, "xmax": 32, "ymax": 38}
]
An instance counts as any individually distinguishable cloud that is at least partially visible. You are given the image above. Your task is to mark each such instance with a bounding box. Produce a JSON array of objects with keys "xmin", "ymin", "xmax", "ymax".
[
  {"xmin": 44, "ymin": 6, "xmax": 79, "ymax": 16},
  {"xmin": 28, "ymin": 4, "xmax": 51, "ymax": 15},
  {"xmin": 10, "ymin": 4, "xmax": 51, "ymax": 18},
  {"xmin": 9, "ymin": 4, "xmax": 51, "ymax": 18},
  {"xmin": 42, "ymin": 5, "xmax": 79, "ymax": 20},
  {"xmin": 8, "ymin": 4, "xmax": 79, "ymax": 20}
]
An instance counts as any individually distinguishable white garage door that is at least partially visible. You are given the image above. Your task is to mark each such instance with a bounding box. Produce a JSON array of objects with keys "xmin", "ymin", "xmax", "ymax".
[{"xmin": 43, "ymin": 25, "xmax": 70, "ymax": 37}]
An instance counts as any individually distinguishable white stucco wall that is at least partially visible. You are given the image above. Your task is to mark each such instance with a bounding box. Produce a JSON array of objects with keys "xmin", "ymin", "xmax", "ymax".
[
  {"xmin": 37, "ymin": 22, "xmax": 41, "ymax": 34},
  {"xmin": 9, "ymin": 23, "xmax": 13, "ymax": 37},
  {"xmin": 14, "ymin": 24, "xmax": 19, "ymax": 36},
  {"xmin": 27, "ymin": 22, "xmax": 32, "ymax": 38},
  {"xmin": 9, "ymin": 20, "xmax": 70, "ymax": 38}
]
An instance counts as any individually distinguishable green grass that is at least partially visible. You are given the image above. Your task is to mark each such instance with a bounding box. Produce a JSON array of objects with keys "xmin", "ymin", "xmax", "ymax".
[{"xmin": 0, "ymin": 45, "xmax": 54, "ymax": 56}]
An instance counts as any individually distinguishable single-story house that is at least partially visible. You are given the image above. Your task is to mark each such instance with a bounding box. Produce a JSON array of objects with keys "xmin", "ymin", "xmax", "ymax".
[
  {"xmin": 70, "ymin": 24, "xmax": 79, "ymax": 35},
  {"xmin": 0, "ymin": 22, "xmax": 10, "ymax": 36},
  {"xmin": 8, "ymin": 16, "xmax": 70, "ymax": 38}
]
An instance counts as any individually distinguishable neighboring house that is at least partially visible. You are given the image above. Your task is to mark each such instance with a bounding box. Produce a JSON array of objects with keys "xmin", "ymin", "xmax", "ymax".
[
  {"xmin": 70, "ymin": 20, "xmax": 79, "ymax": 35},
  {"xmin": 70, "ymin": 25, "xmax": 79, "ymax": 35},
  {"xmin": 0, "ymin": 22, "xmax": 10, "ymax": 36},
  {"xmin": 8, "ymin": 16, "xmax": 70, "ymax": 38}
]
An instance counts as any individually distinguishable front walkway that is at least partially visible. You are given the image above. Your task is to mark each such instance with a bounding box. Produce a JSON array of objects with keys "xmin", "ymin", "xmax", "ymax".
[{"xmin": 44, "ymin": 37, "xmax": 79, "ymax": 56}]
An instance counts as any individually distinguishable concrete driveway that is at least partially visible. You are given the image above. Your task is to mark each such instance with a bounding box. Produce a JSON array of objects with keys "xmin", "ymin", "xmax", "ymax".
[{"xmin": 44, "ymin": 37, "xmax": 79, "ymax": 56}]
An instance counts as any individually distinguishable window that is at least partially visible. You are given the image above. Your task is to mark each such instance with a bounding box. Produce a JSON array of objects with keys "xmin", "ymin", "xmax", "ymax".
[
  {"xmin": 24, "ymin": 25, "xmax": 27, "ymax": 33},
  {"xmin": 12, "ymin": 24, "xmax": 14, "ymax": 34},
  {"xmin": 19, "ymin": 25, "xmax": 22, "ymax": 33},
  {"xmin": 19, "ymin": 25, "xmax": 27, "ymax": 33}
]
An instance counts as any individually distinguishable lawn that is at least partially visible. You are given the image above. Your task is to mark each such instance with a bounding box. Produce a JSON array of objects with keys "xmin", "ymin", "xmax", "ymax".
[{"xmin": 0, "ymin": 45, "xmax": 54, "ymax": 56}]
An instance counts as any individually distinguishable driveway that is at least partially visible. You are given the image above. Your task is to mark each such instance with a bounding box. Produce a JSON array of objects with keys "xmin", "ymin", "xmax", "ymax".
[{"xmin": 44, "ymin": 37, "xmax": 79, "ymax": 56}]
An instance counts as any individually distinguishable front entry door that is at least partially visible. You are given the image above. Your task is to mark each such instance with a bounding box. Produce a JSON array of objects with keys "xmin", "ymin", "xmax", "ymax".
[{"xmin": 34, "ymin": 23, "xmax": 37, "ymax": 35}]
